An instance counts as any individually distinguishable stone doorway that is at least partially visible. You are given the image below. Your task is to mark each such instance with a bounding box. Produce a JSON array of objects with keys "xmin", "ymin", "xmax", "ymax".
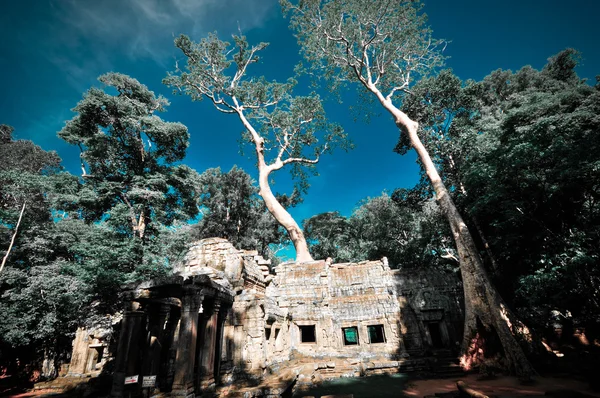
[{"xmin": 427, "ymin": 322, "xmax": 444, "ymax": 349}]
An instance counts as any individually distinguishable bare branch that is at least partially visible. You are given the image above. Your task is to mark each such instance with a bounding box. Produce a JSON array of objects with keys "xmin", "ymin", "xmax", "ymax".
[
  {"xmin": 0, "ymin": 201, "xmax": 26, "ymax": 274},
  {"xmin": 282, "ymin": 156, "xmax": 320, "ymax": 166}
]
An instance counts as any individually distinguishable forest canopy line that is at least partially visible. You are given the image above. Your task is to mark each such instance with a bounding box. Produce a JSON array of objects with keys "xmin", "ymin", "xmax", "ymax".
[{"xmin": 0, "ymin": 0, "xmax": 598, "ymax": 383}]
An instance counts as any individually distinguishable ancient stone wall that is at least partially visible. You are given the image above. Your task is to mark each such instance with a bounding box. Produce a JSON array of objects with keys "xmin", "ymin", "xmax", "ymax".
[
  {"xmin": 63, "ymin": 238, "xmax": 465, "ymax": 396},
  {"xmin": 179, "ymin": 238, "xmax": 290, "ymax": 379},
  {"xmin": 66, "ymin": 323, "xmax": 115, "ymax": 377},
  {"xmin": 269, "ymin": 259, "xmax": 404, "ymax": 360},
  {"xmin": 393, "ymin": 268, "xmax": 464, "ymax": 354}
]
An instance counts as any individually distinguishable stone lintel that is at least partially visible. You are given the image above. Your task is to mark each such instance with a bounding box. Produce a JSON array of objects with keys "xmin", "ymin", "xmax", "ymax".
[{"xmin": 135, "ymin": 297, "xmax": 182, "ymax": 307}]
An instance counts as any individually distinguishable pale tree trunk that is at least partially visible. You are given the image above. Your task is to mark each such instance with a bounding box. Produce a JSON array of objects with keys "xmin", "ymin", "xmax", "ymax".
[
  {"xmin": 449, "ymin": 156, "xmax": 500, "ymax": 273},
  {"xmin": 472, "ymin": 217, "xmax": 499, "ymax": 274},
  {"xmin": 136, "ymin": 208, "xmax": 146, "ymax": 239},
  {"xmin": 258, "ymin": 166, "xmax": 313, "ymax": 263},
  {"xmin": 370, "ymin": 86, "xmax": 534, "ymax": 379},
  {"xmin": 235, "ymin": 109, "xmax": 314, "ymax": 263},
  {"xmin": 121, "ymin": 194, "xmax": 147, "ymax": 239},
  {"xmin": 1, "ymin": 201, "xmax": 26, "ymax": 275}
]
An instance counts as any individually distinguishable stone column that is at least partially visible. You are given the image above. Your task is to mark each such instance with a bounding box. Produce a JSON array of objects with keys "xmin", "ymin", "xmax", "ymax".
[
  {"xmin": 171, "ymin": 288, "xmax": 203, "ymax": 397},
  {"xmin": 142, "ymin": 303, "xmax": 171, "ymax": 381},
  {"xmin": 111, "ymin": 308, "xmax": 145, "ymax": 397},
  {"xmin": 198, "ymin": 300, "xmax": 221, "ymax": 391},
  {"xmin": 160, "ymin": 306, "xmax": 181, "ymax": 392},
  {"xmin": 213, "ymin": 305, "xmax": 227, "ymax": 384}
]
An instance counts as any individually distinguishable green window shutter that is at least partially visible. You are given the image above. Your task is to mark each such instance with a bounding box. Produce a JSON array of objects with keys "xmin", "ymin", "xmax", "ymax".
[{"xmin": 344, "ymin": 327, "xmax": 357, "ymax": 343}]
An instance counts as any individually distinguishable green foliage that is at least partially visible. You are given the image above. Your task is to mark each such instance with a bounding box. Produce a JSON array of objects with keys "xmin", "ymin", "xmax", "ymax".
[
  {"xmin": 304, "ymin": 191, "xmax": 453, "ymax": 267},
  {"xmin": 403, "ymin": 50, "xmax": 600, "ymax": 326},
  {"xmin": 59, "ymin": 73, "xmax": 200, "ymax": 235},
  {"xmin": 303, "ymin": 211, "xmax": 353, "ymax": 262},
  {"xmin": 0, "ymin": 127, "xmax": 91, "ymax": 349},
  {"xmin": 56, "ymin": 73, "xmax": 201, "ymax": 289},
  {"xmin": 0, "ymin": 261, "xmax": 90, "ymax": 346}
]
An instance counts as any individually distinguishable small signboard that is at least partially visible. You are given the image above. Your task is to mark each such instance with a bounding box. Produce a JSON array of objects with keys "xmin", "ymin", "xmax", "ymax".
[
  {"xmin": 124, "ymin": 375, "xmax": 139, "ymax": 384},
  {"xmin": 142, "ymin": 375, "xmax": 156, "ymax": 388}
]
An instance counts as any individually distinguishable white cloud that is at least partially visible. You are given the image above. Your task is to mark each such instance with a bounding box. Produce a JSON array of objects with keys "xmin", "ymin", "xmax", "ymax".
[
  {"xmin": 42, "ymin": 0, "xmax": 277, "ymax": 91},
  {"xmin": 55, "ymin": 0, "xmax": 276, "ymax": 61}
]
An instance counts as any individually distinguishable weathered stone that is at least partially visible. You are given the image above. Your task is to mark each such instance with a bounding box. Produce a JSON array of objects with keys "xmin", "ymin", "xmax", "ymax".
[{"xmin": 63, "ymin": 237, "xmax": 463, "ymax": 397}]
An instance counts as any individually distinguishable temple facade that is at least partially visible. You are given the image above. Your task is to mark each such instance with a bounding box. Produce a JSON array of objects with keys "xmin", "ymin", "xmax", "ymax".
[{"xmin": 67, "ymin": 238, "xmax": 464, "ymax": 397}]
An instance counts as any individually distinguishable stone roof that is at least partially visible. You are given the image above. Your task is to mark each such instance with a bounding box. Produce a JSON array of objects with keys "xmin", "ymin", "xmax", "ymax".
[{"xmin": 173, "ymin": 238, "xmax": 267, "ymax": 288}]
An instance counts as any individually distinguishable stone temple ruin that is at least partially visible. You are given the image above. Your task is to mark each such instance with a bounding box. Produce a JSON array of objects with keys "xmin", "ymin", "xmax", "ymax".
[{"xmin": 66, "ymin": 238, "xmax": 464, "ymax": 396}]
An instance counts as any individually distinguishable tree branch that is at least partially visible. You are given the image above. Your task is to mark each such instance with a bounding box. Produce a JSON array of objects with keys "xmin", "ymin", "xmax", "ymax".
[{"xmin": 0, "ymin": 201, "xmax": 26, "ymax": 274}]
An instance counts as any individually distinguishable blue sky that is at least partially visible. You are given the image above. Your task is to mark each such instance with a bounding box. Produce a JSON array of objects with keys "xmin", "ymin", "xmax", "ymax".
[{"xmin": 1, "ymin": 0, "xmax": 599, "ymax": 241}]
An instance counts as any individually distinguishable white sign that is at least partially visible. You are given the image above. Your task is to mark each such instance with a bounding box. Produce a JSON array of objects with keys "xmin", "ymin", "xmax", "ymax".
[
  {"xmin": 124, "ymin": 375, "xmax": 139, "ymax": 384},
  {"xmin": 142, "ymin": 375, "xmax": 156, "ymax": 388}
]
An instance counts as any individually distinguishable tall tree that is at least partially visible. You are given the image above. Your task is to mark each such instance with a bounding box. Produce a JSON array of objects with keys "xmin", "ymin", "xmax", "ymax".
[
  {"xmin": 0, "ymin": 126, "xmax": 89, "ymax": 374},
  {"xmin": 284, "ymin": 0, "xmax": 534, "ymax": 377},
  {"xmin": 451, "ymin": 51, "xmax": 600, "ymax": 330},
  {"xmin": 59, "ymin": 73, "xmax": 200, "ymax": 243},
  {"xmin": 0, "ymin": 124, "xmax": 63, "ymax": 274},
  {"xmin": 164, "ymin": 33, "xmax": 350, "ymax": 262}
]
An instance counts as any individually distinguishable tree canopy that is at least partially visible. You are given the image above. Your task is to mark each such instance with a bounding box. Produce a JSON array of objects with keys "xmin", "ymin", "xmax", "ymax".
[
  {"xmin": 405, "ymin": 50, "xmax": 600, "ymax": 328},
  {"xmin": 304, "ymin": 191, "xmax": 453, "ymax": 268},
  {"xmin": 59, "ymin": 73, "xmax": 200, "ymax": 241}
]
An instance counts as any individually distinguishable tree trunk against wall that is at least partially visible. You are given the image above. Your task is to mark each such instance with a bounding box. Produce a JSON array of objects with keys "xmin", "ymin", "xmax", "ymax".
[{"xmin": 370, "ymin": 85, "xmax": 534, "ymax": 379}]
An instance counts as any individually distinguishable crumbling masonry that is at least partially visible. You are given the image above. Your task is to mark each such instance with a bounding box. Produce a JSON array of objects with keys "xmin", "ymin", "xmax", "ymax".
[{"xmin": 67, "ymin": 238, "xmax": 464, "ymax": 397}]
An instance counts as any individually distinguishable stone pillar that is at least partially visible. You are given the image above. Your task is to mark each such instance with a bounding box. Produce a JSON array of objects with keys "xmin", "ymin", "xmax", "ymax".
[
  {"xmin": 198, "ymin": 300, "xmax": 221, "ymax": 391},
  {"xmin": 160, "ymin": 306, "xmax": 181, "ymax": 392},
  {"xmin": 142, "ymin": 304, "xmax": 171, "ymax": 381},
  {"xmin": 111, "ymin": 308, "xmax": 145, "ymax": 397},
  {"xmin": 213, "ymin": 306, "xmax": 227, "ymax": 384},
  {"xmin": 172, "ymin": 288, "xmax": 203, "ymax": 397}
]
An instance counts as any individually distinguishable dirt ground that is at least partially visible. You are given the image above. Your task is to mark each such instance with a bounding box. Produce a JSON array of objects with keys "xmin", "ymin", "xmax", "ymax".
[
  {"xmin": 2, "ymin": 374, "xmax": 599, "ymax": 397},
  {"xmin": 403, "ymin": 374, "xmax": 600, "ymax": 397}
]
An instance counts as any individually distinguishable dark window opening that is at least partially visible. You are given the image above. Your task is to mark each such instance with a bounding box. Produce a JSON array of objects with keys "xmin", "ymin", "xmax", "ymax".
[
  {"xmin": 274, "ymin": 328, "xmax": 280, "ymax": 340},
  {"xmin": 342, "ymin": 327, "xmax": 359, "ymax": 345},
  {"xmin": 299, "ymin": 325, "xmax": 316, "ymax": 343},
  {"xmin": 427, "ymin": 322, "xmax": 444, "ymax": 349},
  {"xmin": 367, "ymin": 324, "xmax": 385, "ymax": 344},
  {"xmin": 265, "ymin": 328, "xmax": 271, "ymax": 340},
  {"xmin": 95, "ymin": 347, "xmax": 103, "ymax": 365}
]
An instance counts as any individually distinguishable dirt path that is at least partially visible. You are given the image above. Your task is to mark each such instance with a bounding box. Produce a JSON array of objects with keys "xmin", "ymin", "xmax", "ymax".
[{"xmin": 404, "ymin": 374, "xmax": 600, "ymax": 397}]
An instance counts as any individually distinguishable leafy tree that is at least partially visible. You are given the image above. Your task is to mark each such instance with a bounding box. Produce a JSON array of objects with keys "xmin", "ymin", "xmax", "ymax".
[
  {"xmin": 304, "ymin": 191, "xmax": 452, "ymax": 267},
  {"xmin": 164, "ymin": 33, "xmax": 350, "ymax": 262},
  {"xmin": 450, "ymin": 50, "xmax": 600, "ymax": 329},
  {"xmin": 0, "ymin": 125, "xmax": 65, "ymax": 274},
  {"xmin": 284, "ymin": 0, "xmax": 534, "ymax": 377},
  {"xmin": 59, "ymin": 73, "xmax": 200, "ymax": 243},
  {"xmin": 0, "ymin": 126, "xmax": 89, "ymax": 374},
  {"xmin": 303, "ymin": 211, "xmax": 354, "ymax": 262},
  {"xmin": 192, "ymin": 166, "xmax": 287, "ymax": 260}
]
